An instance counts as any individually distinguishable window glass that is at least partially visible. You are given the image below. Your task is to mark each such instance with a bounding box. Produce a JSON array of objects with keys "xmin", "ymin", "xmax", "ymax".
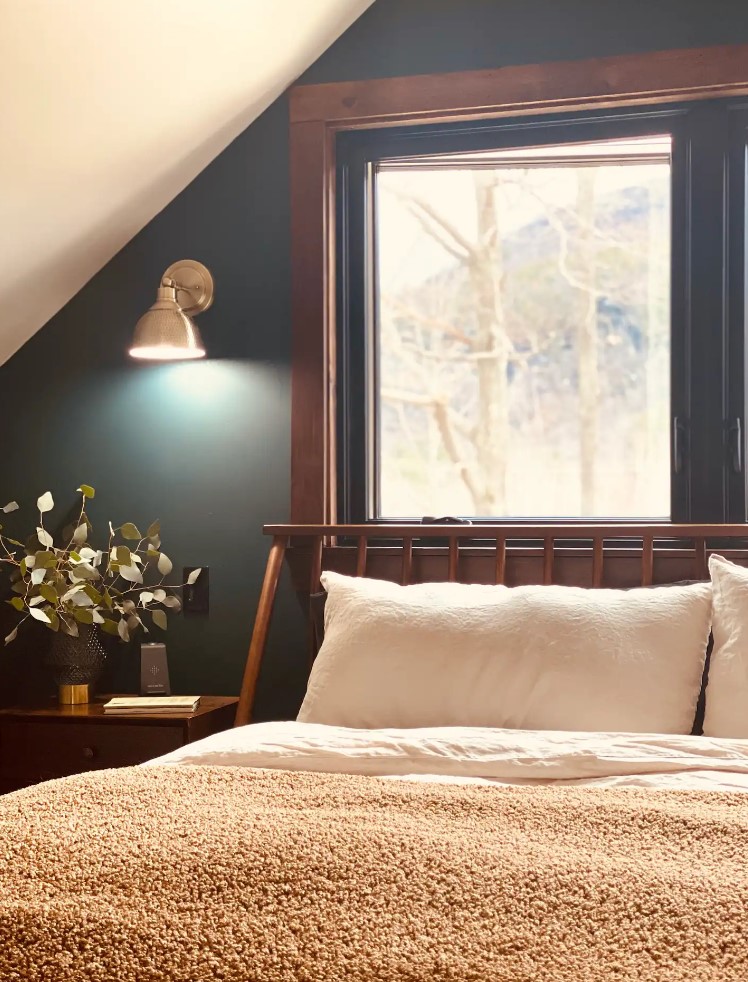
[{"xmin": 374, "ymin": 137, "xmax": 671, "ymax": 519}]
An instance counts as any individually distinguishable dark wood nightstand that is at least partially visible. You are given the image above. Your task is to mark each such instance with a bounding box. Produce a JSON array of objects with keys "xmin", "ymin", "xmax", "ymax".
[{"xmin": 0, "ymin": 695, "xmax": 238, "ymax": 795}]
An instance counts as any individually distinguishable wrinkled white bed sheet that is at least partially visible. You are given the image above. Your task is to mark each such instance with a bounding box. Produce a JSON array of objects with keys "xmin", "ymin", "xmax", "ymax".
[{"xmin": 147, "ymin": 721, "xmax": 748, "ymax": 792}]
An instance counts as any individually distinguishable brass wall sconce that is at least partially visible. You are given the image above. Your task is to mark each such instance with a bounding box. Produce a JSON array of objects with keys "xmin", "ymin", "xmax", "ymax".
[{"xmin": 129, "ymin": 259, "xmax": 214, "ymax": 360}]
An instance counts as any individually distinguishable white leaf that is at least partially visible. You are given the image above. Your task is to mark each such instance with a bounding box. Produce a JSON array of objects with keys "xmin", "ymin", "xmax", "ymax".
[
  {"xmin": 109, "ymin": 521, "xmax": 115, "ymax": 536},
  {"xmin": 30, "ymin": 567, "xmax": 45, "ymax": 585},
  {"xmin": 94, "ymin": 550, "xmax": 103, "ymax": 567},
  {"xmin": 122, "ymin": 600, "xmax": 136, "ymax": 613},
  {"xmin": 2, "ymin": 501, "xmax": 19, "ymax": 513},
  {"xmin": 29, "ymin": 607, "xmax": 51, "ymax": 624},
  {"xmin": 139, "ymin": 591, "xmax": 154, "ymax": 606},
  {"xmin": 157, "ymin": 552, "xmax": 172, "ymax": 576},
  {"xmin": 117, "ymin": 618, "xmax": 130, "ymax": 642},
  {"xmin": 78, "ymin": 547, "xmax": 96, "ymax": 561},
  {"xmin": 4, "ymin": 627, "xmax": 18, "ymax": 644},
  {"xmin": 92, "ymin": 609, "xmax": 105, "ymax": 624},
  {"xmin": 72, "ymin": 593, "xmax": 94, "ymax": 607},
  {"xmin": 28, "ymin": 595, "xmax": 46, "ymax": 606},
  {"xmin": 36, "ymin": 527, "xmax": 53, "ymax": 548},
  {"xmin": 37, "ymin": 492, "xmax": 54, "ymax": 513},
  {"xmin": 25, "ymin": 555, "xmax": 36, "ymax": 569},
  {"xmin": 119, "ymin": 563, "xmax": 143, "ymax": 584},
  {"xmin": 62, "ymin": 585, "xmax": 85, "ymax": 602},
  {"xmin": 153, "ymin": 589, "xmax": 166, "ymax": 603},
  {"xmin": 152, "ymin": 609, "xmax": 167, "ymax": 631},
  {"xmin": 186, "ymin": 568, "xmax": 201, "ymax": 585},
  {"xmin": 130, "ymin": 553, "xmax": 143, "ymax": 564},
  {"xmin": 163, "ymin": 595, "xmax": 181, "ymax": 610},
  {"xmin": 73, "ymin": 523, "xmax": 87, "ymax": 544}
]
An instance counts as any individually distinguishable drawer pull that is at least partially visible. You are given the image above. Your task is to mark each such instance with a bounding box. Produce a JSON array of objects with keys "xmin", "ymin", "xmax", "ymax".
[{"xmin": 82, "ymin": 746, "xmax": 96, "ymax": 760}]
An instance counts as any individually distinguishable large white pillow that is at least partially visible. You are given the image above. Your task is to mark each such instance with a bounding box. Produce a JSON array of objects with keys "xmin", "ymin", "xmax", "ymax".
[
  {"xmin": 297, "ymin": 571, "xmax": 712, "ymax": 733},
  {"xmin": 703, "ymin": 554, "xmax": 748, "ymax": 738}
]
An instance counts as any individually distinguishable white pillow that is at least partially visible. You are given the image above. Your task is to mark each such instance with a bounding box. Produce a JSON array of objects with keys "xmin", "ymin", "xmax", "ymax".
[
  {"xmin": 703, "ymin": 554, "xmax": 748, "ymax": 738},
  {"xmin": 297, "ymin": 571, "xmax": 712, "ymax": 733}
]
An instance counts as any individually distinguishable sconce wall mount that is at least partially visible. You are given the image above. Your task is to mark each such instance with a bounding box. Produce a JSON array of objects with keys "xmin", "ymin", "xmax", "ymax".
[{"xmin": 129, "ymin": 259, "xmax": 214, "ymax": 360}]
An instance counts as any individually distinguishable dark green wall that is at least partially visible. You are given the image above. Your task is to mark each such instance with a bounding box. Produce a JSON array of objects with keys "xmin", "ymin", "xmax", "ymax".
[
  {"xmin": 3, "ymin": 0, "xmax": 748, "ymax": 717},
  {"xmin": 301, "ymin": 0, "xmax": 748, "ymax": 84}
]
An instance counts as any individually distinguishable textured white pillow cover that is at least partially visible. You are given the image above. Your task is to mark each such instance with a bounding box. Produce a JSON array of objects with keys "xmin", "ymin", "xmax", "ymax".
[
  {"xmin": 703, "ymin": 554, "xmax": 748, "ymax": 738},
  {"xmin": 297, "ymin": 572, "xmax": 712, "ymax": 733}
]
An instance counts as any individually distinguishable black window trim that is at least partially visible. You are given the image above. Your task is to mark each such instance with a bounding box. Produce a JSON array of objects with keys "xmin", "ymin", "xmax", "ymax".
[{"xmin": 336, "ymin": 98, "xmax": 748, "ymax": 526}]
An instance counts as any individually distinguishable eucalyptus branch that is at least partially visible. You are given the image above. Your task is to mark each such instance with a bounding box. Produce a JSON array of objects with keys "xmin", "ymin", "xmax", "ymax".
[
  {"xmin": 116, "ymin": 577, "xmax": 192, "ymax": 600},
  {"xmin": 0, "ymin": 486, "xmax": 198, "ymax": 645},
  {"xmin": 0, "ymin": 536, "xmax": 19, "ymax": 564},
  {"xmin": 105, "ymin": 521, "xmax": 115, "ymax": 577},
  {"xmin": 60, "ymin": 496, "xmax": 88, "ymax": 558}
]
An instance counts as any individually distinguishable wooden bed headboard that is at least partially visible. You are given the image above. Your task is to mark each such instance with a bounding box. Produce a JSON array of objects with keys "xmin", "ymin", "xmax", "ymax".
[{"xmin": 234, "ymin": 523, "xmax": 748, "ymax": 726}]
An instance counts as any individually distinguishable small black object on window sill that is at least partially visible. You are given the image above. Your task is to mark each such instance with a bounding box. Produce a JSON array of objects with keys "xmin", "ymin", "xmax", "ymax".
[{"xmin": 420, "ymin": 516, "xmax": 473, "ymax": 525}]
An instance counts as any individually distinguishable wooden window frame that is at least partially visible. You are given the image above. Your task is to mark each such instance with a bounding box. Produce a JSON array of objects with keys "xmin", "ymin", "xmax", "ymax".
[{"xmin": 289, "ymin": 44, "xmax": 748, "ymax": 523}]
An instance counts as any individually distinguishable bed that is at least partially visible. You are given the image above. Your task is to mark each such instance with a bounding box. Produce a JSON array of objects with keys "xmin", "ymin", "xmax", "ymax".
[{"xmin": 3, "ymin": 522, "xmax": 748, "ymax": 981}]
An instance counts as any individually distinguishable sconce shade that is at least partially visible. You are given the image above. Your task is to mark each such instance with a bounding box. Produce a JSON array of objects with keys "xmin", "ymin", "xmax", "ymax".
[{"xmin": 129, "ymin": 261, "xmax": 213, "ymax": 360}]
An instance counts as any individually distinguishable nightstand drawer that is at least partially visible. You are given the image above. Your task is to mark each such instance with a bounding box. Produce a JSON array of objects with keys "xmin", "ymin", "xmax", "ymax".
[
  {"xmin": 0, "ymin": 697, "xmax": 238, "ymax": 795},
  {"xmin": 0, "ymin": 720, "xmax": 183, "ymax": 788}
]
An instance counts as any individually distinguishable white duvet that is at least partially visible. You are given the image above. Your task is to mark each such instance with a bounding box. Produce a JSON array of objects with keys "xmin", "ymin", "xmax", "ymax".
[{"xmin": 148, "ymin": 721, "xmax": 748, "ymax": 792}]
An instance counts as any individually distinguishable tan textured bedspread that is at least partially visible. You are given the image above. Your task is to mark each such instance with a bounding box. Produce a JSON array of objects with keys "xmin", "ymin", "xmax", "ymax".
[{"xmin": 1, "ymin": 766, "xmax": 747, "ymax": 982}]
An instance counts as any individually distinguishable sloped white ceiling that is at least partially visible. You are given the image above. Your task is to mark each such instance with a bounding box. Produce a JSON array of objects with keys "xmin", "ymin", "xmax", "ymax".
[{"xmin": 0, "ymin": 0, "xmax": 373, "ymax": 365}]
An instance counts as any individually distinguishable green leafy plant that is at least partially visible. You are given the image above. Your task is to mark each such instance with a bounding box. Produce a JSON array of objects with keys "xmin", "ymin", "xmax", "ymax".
[{"xmin": 0, "ymin": 485, "xmax": 200, "ymax": 645}]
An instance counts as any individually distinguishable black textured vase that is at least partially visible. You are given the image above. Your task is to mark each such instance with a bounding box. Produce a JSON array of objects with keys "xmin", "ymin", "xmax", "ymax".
[{"xmin": 45, "ymin": 624, "xmax": 107, "ymax": 687}]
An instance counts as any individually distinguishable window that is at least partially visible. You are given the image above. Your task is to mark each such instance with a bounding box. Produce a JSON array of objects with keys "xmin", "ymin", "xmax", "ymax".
[{"xmin": 336, "ymin": 101, "xmax": 748, "ymax": 523}]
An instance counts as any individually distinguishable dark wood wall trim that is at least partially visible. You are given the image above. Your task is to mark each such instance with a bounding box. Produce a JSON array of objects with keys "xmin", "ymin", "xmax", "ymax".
[
  {"xmin": 289, "ymin": 44, "xmax": 748, "ymax": 523},
  {"xmin": 291, "ymin": 45, "xmax": 748, "ymax": 126},
  {"xmin": 290, "ymin": 120, "xmax": 337, "ymax": 523}
]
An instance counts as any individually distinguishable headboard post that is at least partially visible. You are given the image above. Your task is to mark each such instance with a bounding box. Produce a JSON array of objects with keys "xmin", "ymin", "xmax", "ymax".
[{"xmin": 234, "ymin": 534, "xmax": 288, "ymax": 727}]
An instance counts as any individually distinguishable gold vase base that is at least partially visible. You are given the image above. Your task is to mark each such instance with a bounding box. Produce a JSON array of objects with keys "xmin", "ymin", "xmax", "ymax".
[{"xmin": 58, "ymin": 684, "xmax": 91, "ymax": 706}]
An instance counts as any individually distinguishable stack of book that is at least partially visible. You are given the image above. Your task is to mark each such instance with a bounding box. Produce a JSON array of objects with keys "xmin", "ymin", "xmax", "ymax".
[{"xmin": 103, "ymin": 696, "xmax": 201, "ymax": 715}]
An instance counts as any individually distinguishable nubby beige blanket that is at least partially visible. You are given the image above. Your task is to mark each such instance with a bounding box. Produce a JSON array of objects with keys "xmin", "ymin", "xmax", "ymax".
[{"xmin": 0, "ymin": 765, "xmax": 746, "ymax": 981}]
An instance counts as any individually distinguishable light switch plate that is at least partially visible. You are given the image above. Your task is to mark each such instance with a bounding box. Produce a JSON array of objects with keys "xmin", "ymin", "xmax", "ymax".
[{"xmin": 183, "ymin": 566, "xmax": 209, "ymax": 613}]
